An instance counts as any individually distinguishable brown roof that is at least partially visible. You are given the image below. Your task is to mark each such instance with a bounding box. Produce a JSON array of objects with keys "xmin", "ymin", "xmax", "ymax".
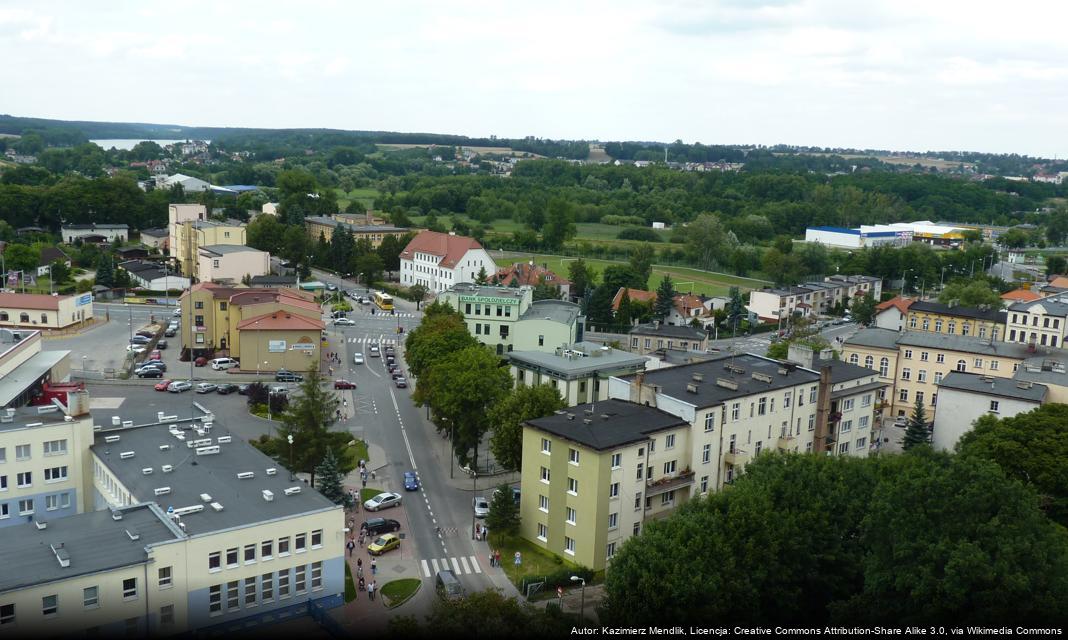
[
  {"xmin": 0, "ymin": 292, "xmax": 64, "ymax": 310},
  {"xmin": 495, "ymin": 262, "xmax": 571, "ymax": 288},
  {"xmin": 399, "ymin": 230, "xmax": 483, "ymax": 269},
  {"xmin": 39, "ymin": 247, "xmax": 70, "ymax": 266},
  {"xmin": 875, "ymin": 295, "xmax": 914, "ymax": 315},
  {"xmin": 1047, "ymin": 276, "xmax": 1068, "ymax": 289},
  {"xmin": 673, "ymin": 294, "xmax": 705, "ymax": 316},
  {"xmin": 229, "ymin": 289, "xmax": 319, "ymax": 313},
  {"xmin": 611, "ymin": 288, "xmax": 656, "ymax": 311},
  {"xmin": 1001, "ymin": 288, "xmax": 1041, "ymax": 302},
  {"xmin": 236, "ymin": 311, "xmax": 325, "ymax": 331}
]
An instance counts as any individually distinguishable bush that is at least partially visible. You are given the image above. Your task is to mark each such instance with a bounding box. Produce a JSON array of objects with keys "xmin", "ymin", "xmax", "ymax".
[
  {"xmin": 541, "ymin": 566, "xmax": 594, "ymax": 590},
  {"xmin": 617, "ymin": 227, "xmax": 662, "ymax": 242},
  {"xmin": 602, "ymin": 214, "xmax": 646, "ymax": 226}
]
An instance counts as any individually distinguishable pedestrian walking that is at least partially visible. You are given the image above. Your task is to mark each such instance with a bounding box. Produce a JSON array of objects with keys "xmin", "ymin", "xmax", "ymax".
[
  {"xmin": 357, "ymin": 558, "xmax": 363, "ymax": 578},
  {"xmin": 346, "ymin": 537, "xmax": 355, "ymax": 557},
  {"xmin": 358, "ymin": 531, "xmax": 365, "ymax": 546},
  {"xmin": 371, "ymin": 557, "xmax": 377, "ymax": 575},
  {"xmin": 368, "ymin": 580, "xmax": 376, "ymax": 601},
  {"xmin": 495, "ymin": 549, "xmax": 501, "ymax": 567}
]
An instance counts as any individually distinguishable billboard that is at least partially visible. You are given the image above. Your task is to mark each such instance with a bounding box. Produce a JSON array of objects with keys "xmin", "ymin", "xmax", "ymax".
[
  {"xmin": 76, "ymin": 294, "xmax": 92, "ymax": 306},
  {"xmin": 268, "ymin": 340, "xmax": 287, "ymax": 353}
]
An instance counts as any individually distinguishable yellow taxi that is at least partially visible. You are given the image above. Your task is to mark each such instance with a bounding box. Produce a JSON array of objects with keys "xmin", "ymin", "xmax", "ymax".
[{"xmin": 367, "ymin": 533, "xmax": 401, "ymax": 556}]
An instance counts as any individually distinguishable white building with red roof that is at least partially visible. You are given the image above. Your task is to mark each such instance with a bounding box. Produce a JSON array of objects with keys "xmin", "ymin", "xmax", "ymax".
[{"xmin": 399, "ymin": 230, "xmax": 497, "ymax": 293}]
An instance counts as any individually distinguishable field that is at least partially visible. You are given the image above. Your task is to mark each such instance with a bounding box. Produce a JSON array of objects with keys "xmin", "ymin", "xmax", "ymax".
[
  {"xmin": 335, "ymin": 187, "xmax": 380, "ymax": 211},
  {"xmin": 495, "ymin": 252, "xmax": 768, "ymax": 298},
  {"xmin": 410, "ymin": 215, "xmax": 674, "ymax": 245}
]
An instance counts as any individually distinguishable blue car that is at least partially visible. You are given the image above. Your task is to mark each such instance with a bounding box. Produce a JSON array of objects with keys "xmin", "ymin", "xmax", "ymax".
[{"xmin": 403, "ymin": 471, "xmax": 419, "ymax": 491}]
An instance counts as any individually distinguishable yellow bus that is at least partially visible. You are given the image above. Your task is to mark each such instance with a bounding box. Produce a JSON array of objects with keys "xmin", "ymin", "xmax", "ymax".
[{"xmin": 373, "ymin": 292, "xmax": 394, "ymax": 311}]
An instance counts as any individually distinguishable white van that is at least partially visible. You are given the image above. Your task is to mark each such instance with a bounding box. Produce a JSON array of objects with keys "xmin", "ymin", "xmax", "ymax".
[{"xmin": 210, "ymin": 357, "xmax": 240, "ymax": 370}]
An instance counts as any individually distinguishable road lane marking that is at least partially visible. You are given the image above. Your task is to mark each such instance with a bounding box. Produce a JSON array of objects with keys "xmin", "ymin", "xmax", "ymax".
[
  {"xmin": 469, "ymin": 556, "xmax": 482, "ymax": 573},
  {"xmin": 421, "ymin": 560, "xmax": 431, "ymax": 578},
  {"xmin": 451, "ymin": 557, "xmax": 461, "ymax": 573},
  {"xmin": 459, "ymin": 556, "xmax": 471, "ymax": 573}
]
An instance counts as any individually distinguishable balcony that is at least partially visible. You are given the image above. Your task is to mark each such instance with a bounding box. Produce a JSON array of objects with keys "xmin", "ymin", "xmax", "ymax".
[
  {"xmin": 645, "ymin": 469, "xmax": 695, "ymax": 496},
  {"xmin": 776, "ymin": 434, "xmax": 796, "ymax": 450},
  {"xmin": 828, "ymin": 412, "xmax": 842, "ymax": 423},
  {"xmin": 723, "ymin": 449, "xmax": 746, "ymax": 465},
  {"xmin": 824, "ymin": 432, "xmax": 837, "ymax": 445}
]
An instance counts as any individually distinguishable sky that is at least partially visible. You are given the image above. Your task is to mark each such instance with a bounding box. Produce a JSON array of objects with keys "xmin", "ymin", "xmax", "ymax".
[{"xmin": 2, "ymin": 0, "xmax": 1068, "ymax": 158}]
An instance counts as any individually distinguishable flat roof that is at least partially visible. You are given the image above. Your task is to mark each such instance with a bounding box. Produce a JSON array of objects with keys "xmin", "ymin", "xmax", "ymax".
[
  {"xmin": 628, "ymin": 323, "xmax": 706, "ymax": 340},
  {"xmin": 814, "ymin": 358, "xmax": 883, "ymax": 384},
  {"xmin": 199, "ymin": 244, "xmax": 263, "ymax": 255},
  {"xmin": 896, "ymin": 332, "xmax": 1040, "ymax": 359},
  {"xmin": 0, "ymin": 504, "xmax": 180, "ymax": 594},
  {"xmin": 508, "ymin": 342, "xmax": 647, "ymax": 377},
  {"xmin": 0, "ymin": 350, "xmax": 69, "ymax": 408},
  {"xmin": 519, "ymin": 299, "xmax": 582, "ymax": 325},
  {"xmin": 445, "ymin": 283, "xmax": 528, "ymax": 300},
  {"xmin": 526, "ymin": 398, "xmax": 687, "ymax": 451},
  {"xmin": 622, "ymin": 353, "xmax": 820, "ymax": 409},
  {"xmin": 304, "ymin": 216, "xmax": 407, "ymax": 233},
  {"xmin": 91, "ymin": 421, "xmax": 339, "ymax": 536},
  {"xmin": 844, "ymin": 327, "xmax": 901, "ymax": 351},
  {"xmin": 938, "ymin": 371, "xmax": 1047, "ymax": 403},
  {"xmin": 1014, "ymin": 355, "xmax": 1068, "ymax": 387}
]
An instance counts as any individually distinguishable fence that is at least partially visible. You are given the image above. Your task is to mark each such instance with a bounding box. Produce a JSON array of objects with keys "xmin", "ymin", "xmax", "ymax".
[{"xmin": 307, "ymin": 600, "xmax": 346, "ymax": 639}]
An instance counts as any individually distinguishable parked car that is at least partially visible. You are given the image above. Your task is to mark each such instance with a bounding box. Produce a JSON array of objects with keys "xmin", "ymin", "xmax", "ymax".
[
  {"xmin": 473, "ymin": 496, "xmax": 490, "ymax": 518},
  {"xmin": 148, "ymin": 350, "xmax": 162, "ymax": 361},
  {"xmin": 367, "ymin": 533, "xmax": 400, "ymax": 556},
  {"xmin": 173, "ymin": 308, "xmax": 182, "ymax": 316},
  {"xmin": 363, "ymin": 492, "xmax": 402, "ymax": 512},
  {"xmin": 237, "ymin": 384, "xmax": 251, "ymax": 395},
  {"xmin": 156, "ymin": 340, "xmax": 168, "ymax": 350},
  {"xmin": 436, "ymin": 570, "xmax": 464, "ymax": 601},
  {"xmin": 369, "ymin": 345, "xmax": 380, "ymax": 357},
  {"xmin": 333, "ymin": 317, "xmax": 355, "ymax": 326},
  {"xmin": 135, "ymin": 329, "xmax": 155, "ymax": 338},
  {"xmin": 126, "ymin": 345, "xmax": 147, "ymax": 354},
  {"xmin": 195, "ymin": 382, "xmax": 218, "ymax": 394},
  {"xmin": 216, "ymin": 383, "xmax": 239, "ymax": 395},
  {"xmin": 403, "ymin": 471, "xmax": 419, "ymax": 491},
  {"xmin": 326, "ymin": 283, "xmax": 338, "ymax": 291},
  {"xmin": 353, "ymin": 353, "xmax": 364, "ymax": 365},
  {"xmin": 137, "ymin": 368, "xmax": 164, "ymax": 379},
  {"xmin": 154, "ymin": 379, "xmax": 173, "ymax": 391},
  {"xmin": 210, "ymin": 357, "xmax": 240, "ymax": 371},
  {"xmin": 269, "ymin": 385, "xmax": 289, "ymax": 396},
  {"xmin": 494, "ymin": 486, "xmax": 521, "ymax": 505},
  {"xmin": 130, "ymin": 335, "xmax": 151, "ymax": 345},
  {"xmin": 394, "ymin": 377, "xmax": 408, "ymax": 389},
  {"xmin": 194, "ymin": 356, "xmax": 208, "ymax": 367},
  {"xmin": 164, "ymin": 328, "xmax": 177, "ymax": 337},
  {"xmin": 275, "ymin": 369, "xmax": 303, "ymax": 382},
  {"xmin": 333, "ymin": 379, "xmax": 356, "ymax": 390},
  {"xmin": 136, "ymin": 362, "xmax": 166, "ymax": 374},
  {"xmin": 391, "ymin": 370, "xmax": 405, "ymax": 380},
  {"xmin": 167, "ymin": 380, "xmax": 193, "ymax": 393},
  {"xmin": 361, "ymin": 518, "xmax": 401, "ymax": 535}
]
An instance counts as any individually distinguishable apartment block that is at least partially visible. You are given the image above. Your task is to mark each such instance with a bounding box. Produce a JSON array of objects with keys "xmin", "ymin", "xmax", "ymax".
[
  {"xmin": 905, "ymin": 300, "xmax": 1003, "ymax": 340},
  {"xmin": 1005, "ymin": 294, "xmax": 1068, "ymax": 348},
  {"xmin": 439, "ymin": 284, "xmax": 584, "ymax": 355},
  {"xmin": 746, "ymin": 275, "xmax": 882, "ymax": 322},
  {"xmin": 507, "ymin": 342, "xmax": 647, "ymax": 405},
  {"xmin": 932, "ymin": 373, "xmax": 1046, "ymax": 451}
]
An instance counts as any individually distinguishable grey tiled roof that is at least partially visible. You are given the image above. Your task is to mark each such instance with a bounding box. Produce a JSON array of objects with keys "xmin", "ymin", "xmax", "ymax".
[
  {"xmin": 843, "ymin": 327, "xmax": 901, "ymax": 350},
  {"xmin": 938, "ymin": 371, "xmax": 1047, "ymax": 402}
]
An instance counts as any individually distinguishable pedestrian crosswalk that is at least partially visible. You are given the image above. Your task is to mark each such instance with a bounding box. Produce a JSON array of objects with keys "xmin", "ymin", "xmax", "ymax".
[
  {"xmin": 347, "ymin": 337, "xmax": 401, "ymax": 345},
  {"xmin": 421, "ymin": 556, "xmax": 483, "ymax": 578}
]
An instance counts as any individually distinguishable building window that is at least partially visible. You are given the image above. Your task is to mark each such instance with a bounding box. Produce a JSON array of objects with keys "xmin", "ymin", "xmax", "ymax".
[
  {"xmin": 665, "ymin": 434, "xmax": 676, "ymax": 448},
  {"xmin": 312, "ymin": 529, "xmax": 323, "ymax": 548},
  {"xmin": 209, "ymin": 585, "xmax": 222, "ymax": 613},
  {"xmin": 921, "ymin": 318, "xmax": 928, "ymax": 330},
  {"xmin": 227, "ymin": 581, "xmax": 239, "ymax": 609},
  {"xmin": 564, "ymin": 536, "xmax": 576, "ymax": 555},
  {"xmin": 915, "ymin": 391, "xmax": 924, "ymax": 404},
  {"xmin": 538, "ymin": 335, "xmax": 544, "ymax": 346},
  {"xmin": 663, "ymin": 460, "xmax": 677, "ymax": 475},
  {"xmin": 936, "ymin": 353, "xmax": 945, "ymax": 364},
  {"xmin": 899, "ymin": 388, "xmax": 908, "ymax": 402},
  {"xmin": 808, "ymin": 415, "xmax": 815, "ymax": 431},
  {"xmin": 296, "ymin": 565, "xmax": 307, "ymax": 594},
  {"xmin": 635, "ymin": 463, "xmax": 643, "ymax": 481},
  {"xmin": 956, "ymin": 359, "xmax": 966, "ymax": 372},
  {"xmin": 15, "ymin": 444, "xmax": 30, "ymax": 461},
  {"xmin": 312, "ymin": 562, "xmax": 323, "ymax": 590},
  {"xmin": 122, "ymin": 578, "xmax": 137, "ymax": 600},
  {"xmin": 609, "ymin": 482, "xmax": 620, "ymax": 498},
  {"xmin": 42, "ymin": 595, "xmax": 58, "ymax": 617},
  {"xmin": 539, "ymin": 495, "xmax": 549, "ymax": 511},
  {"xmin": 859, "ymin": 415, "xmax": 869, "ymax": 429},
  {"xmin": 861, "ymin": 394, "xmax": 872, "ymax": 407},
  {"xmin": 783, "ymin": 392, "xmax": 792, "ymax": 409},
  {"xmin": 661, "ymin": 490, "xmax": 676, "ymax": 506},
  {"xmin": 990, "ymin": 400, "xmax": 1000, "ymax": 413},
  {"xmin": 904, "ymin": 349, "xmax": 912, "ymax": 359},
  {"xmin": 160, "ymin": 604, "xmax": 175, "ymax": 626},
  {"xmin": 731, "ymin": 403, "xmax": 740, "ymax": 420},
  {"xmin": 856, "ymin": 437, "xmax": 867, "ymax": 450},
  {"xmin": 879, "ymin": 357, "xmax": 889, "ymax": 377},
  {"xmin": 244, "ymin": 544, "xmax": 256, "ymax": 563},
  {"xmin": 537, "ymin": 523, "xmax": 548, "ymax": 541},
  {"xmin": 540, "ymin": 467, "xmax": 550, "ymax": 483},
  {"xmin": 568, "ymin": 448, "xmax": 580, "ymax": 465},
  {"xmin": 261, "ymin": 540, "xmax": 273, "ymax": 559},
  {"xmin": 839, "ymin": 442, "xmax": 850, "ymax": 454},
  {"xmin": 226, "ymin": 547, "xmax": 238, "ymax": 567},
  {"xmin": 990, "ymin": 360, "xmax": 999, "ymax": 371},
  {"xmin": 901, "ymin": 368, "xmax": 911, "ymax": 381},
  {"xmin": 43, "ymin": 466, "xmax": 67, "ymax": 483},
  {"xmin": 841, "ymin": 420, "xmax": 852, "ymax": 433},
  {"xmin": 541, "ymin": 438, "xmax": 551, "ymax": 454},
  {"xmin": 631, "ymin": 337, "xmax": 639, "ymax": 348},
  {"xmin": 607, "ymin": 542, "xmax": 617, "ymax": 559},
  {"xmin": 608, "ymin": 512, "xmax": 618, "ymax": 529},
  {"xmin": 0, "ymin": 604, "xmax": 13, "ymax": 625},
  {"xmin": 809, "ymin": 386, "xmax": 817, "ymax": 403},
  {"xmin": 935, "ymin": 319, "xmax": 943, "ymax": 332},
  {"xmin": 209, "ymin": 551, "xmax": 221, "ymax": 571},
  {"xmin": 567, "ymin": 477, "xmax": 578, "ymax": 495},
  {"xmin": 634, "ymin": 492, "xmax": 643, "ymax": 511},
  {"xmin": 43, "ymin": 439, "xmax": 68, "ymax": 456},
  {"xmin": 849, "ymin": 353, "xmax": 859, "ymax": 365},
  {"xmin": 17, "ymin": 499, "xmax": 33, "ymax": 515},
  {"xmin": 566, "ymin": 507, "xmax": 577, "ymax": 525},
  {"xmin": 865, "ymin": 355, "xmax": 874, "ymax": 369},
  {"xmin": 83, "ymin": 586, "xmax": 99, "ymax": 608},
  {"xmin": 262, "ymin": 574, "xmax": 274, "ymax": 602},
  {"xmin": 917, "ymin": 370, "xmax": 927, "ymax": 383},
  {"xmin": 158, "ymin": 566, "xmax": 172, "ymax": 589},
  {"xmin": 611, "ymin": 453, "xmax": 621, "ymax": 468},
  {"xmin": 295, "ymin": 533, "xmax": 307, "ymax": 552},
  {"xmin": 920, "ymin": 351, "xmax": 929, "ymax": 362},
  {"xmin": 910, "ymin": 316, "xmax": 918, "ymax": 328},
  {"xmin": 948, "ymin": 321, "xmax": 956, "ymax": 334},
  {"xmin": 974, "ymin": 358, "xmax": 983, "ymax": 369},
  {"xmin": 700, "ymin": 475, "xmax": 709, "ymax": 493},
  {"xmin": 279, "ymin": 571, "xmax": 291, "ymax": 598},
  {"xmin": 702, "ymin": 444, "xmax": 711, "ymax": 464}
]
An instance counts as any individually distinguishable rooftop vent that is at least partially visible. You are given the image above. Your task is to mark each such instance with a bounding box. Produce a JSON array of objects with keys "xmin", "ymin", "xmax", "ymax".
[
  {"xmin": 262, "ymin": 490, "xmax": 275, "ymax": 502},
  {"xmin": 283, "ymin": 486, "xmax": 302, "ymax": 496},
  {"xmin": 105, "ymin": 435, "xmax": 121, "ymax": 443},
  {"xmin": 119, "ymin": 451, "xmax": 135, "ymax": 460},
  {"xmin": 142, "ymin": 467, "xmax": 153, "ymax": 475},
  {"xmin": 161, "ymin": 464, "xmax": 173, "ymax": 473},
  {"xmin": 172, "ymin": 505, "xmax": 204, "ymax": 517},
  {"xmin": 35, "ymin": 519, "xmax": 48, "ymax": 531},
  {"xmin": 196, "ymin": 445, "xmax": 220, "ymax": 456},
  {"xmin": 716, "ymin": 378, "xmax": 739, "ymax": 391},
  {"xmin": 200, "ymin": 493, "xmax": 213, "ymax": 502},
  {"xmin": 582, "ymin": 418, "xmax": 592, "ymax": 424},
  {"xmin": 210, "ymin": 502, "xmax": 224, "ymax": 512},
  {"xmin": 266, "ymin": 467, "xmax": 277, "ymax": 476},
  {"xmin": 752, "ymin": 372, "xmax": 773, "ymax": 384},
  {"xmin": 237, "ymin": 472, "xmax": 254, "ymax": 480},
  {"xmin": 583, "ymin": 408, "xmax": 594, "ymax": 415},
  {"xmin": 159, "ymin": 444, "xmax": 170, "ymax": 451},
  {"xmin": 686, "ymin": 383, "xmax": 699, "ymax": 394},
  {"xmin": 51, "ymin": 543, "xmax": 70, "ymax": 568},
  {"xmin": 217, "ymin": 435, "xmax": 232, "ymax": 444},
  {"xmin": 110, "ymin": 509, "xmax": 123, "ymax": 521},
  {"xmin": 554, "ymin": 410, "xmax": 568, "ymax": 415},
  {"xmin": 692, "ymin": 373, "xmax": 704, "ymax": 382},
  {"xmin": 154, "ymin": 487, "xmax": 171, "ymax": 496},
  {"xmin": 125, "ymin": 528, "xmax": 140, "ymax": 541},
  {"xmin": 566, "ymin": 413, "xmax": 575, "ymax": 420},
  {"xmin": 1017, "ymin": 381, "xmax": 1034, "ymax": 389}
]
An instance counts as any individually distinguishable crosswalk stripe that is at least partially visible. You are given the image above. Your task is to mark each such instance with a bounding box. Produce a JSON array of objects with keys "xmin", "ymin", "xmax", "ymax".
[
  {"xmin": 421, "ymin": 559, "xmax": 431, "ymax": 578},
  {"xmin": 451, "ymin": 557, "xmax": 461, "ymax": 573},
  {"xmin": 468, "ymin": 555, "xmax": 482, "ymax": 574},
  {"xmin": 431, "ymin": 558, "xmax": 441, "ymax": 574},
  {"xmin": 459, "ymin": 556, "xmax": 471, "ymax": 573}
]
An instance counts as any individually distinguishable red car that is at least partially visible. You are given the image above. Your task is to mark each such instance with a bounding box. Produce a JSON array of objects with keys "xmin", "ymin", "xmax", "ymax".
[
  {"xmin": 194, "ymin": 356, "xmax": 208, "ymax": 367},
  {"xmin": 149, "ymin": 350, "xmax": 162, "ymax": 360},
  {"xmin": 154, "ymin": 379, "xmax": 173, "ymax": 391},
  {"xmin": 333, "ymin": 379, "xmax": 356, "ymax": 390}
]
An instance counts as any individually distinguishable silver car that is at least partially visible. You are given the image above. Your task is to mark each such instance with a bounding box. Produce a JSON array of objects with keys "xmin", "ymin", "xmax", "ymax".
[
  {"xmin": 363, "ymin": 492, "xmax": 402, "ymax": 512},
  {"xmin": 167, "ymin": 380, "xmax": 193, "ymax": 393},
  {"xmin": 473, "ymin": 496, "xmax": 490, "ymax": 518},
  {"xmin": 195, "ymin": 382, "xmax": 218, "ymax": 394}
]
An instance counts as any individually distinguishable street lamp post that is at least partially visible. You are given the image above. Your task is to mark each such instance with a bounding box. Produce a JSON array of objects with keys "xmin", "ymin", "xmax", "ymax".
[
  {"xmin": 287, "ymin": 434, "xmax": 295, "ymax": 481},
  {"xmin": 471, "ymin": 471, "xmax": 478, "ymax": 540},
  {"xmin": 570, "ymin": 576, "xmax": 586, "ymax": 619}
]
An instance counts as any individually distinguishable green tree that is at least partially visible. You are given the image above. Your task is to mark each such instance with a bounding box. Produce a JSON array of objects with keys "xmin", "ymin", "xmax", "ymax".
[
  {"xmin": 48, "ymin": 259, "xmax": 70, "ymax": 285},
  {"xmin": 485, "ymin": 483, "xmax": 520, "ymax": 535},
  {"xmin": 94, "ymin": 252, "xmax": 115, "ymax": 288},
  {"xmin": 902, "ymin": 396, "xmax": 930, "ymax": 450},
  {"xmin": 281, "ymin": 225, "xmax": 309, "ymax": 264},
  {"xmin": 354, "ymin": 253, "xmax": 384, "ymax": 287},
  {"xmin": 488, "ymin": 384, "xmax": 566, "ymax": 472},
  {"xmin": 727, "ymin": 286, "xmax": 745, "ymax": 330},
  {"xmin": 629, "ymin": 243, "xmax": 655, "ymax": 287},
  {"xmin": 405, "ymin": 308, "xmax": 479, "ymax": 404},
  {"xmin": 424, "ymin": 346, "xmax": 512, "ymax": 469},
  {"xmin": 683, "ymin": 213, "xmax": 728, "ymax": 270},
  {"xmin": 584, "ymin": 284, "xmax": 616, "ymax": 327},
  {"xmin": 999, "ymin": 227, "xmax": 1031, "ymax": 248},
  {"xmin": 615, "ymin": 288, "xmax": 635, "ymax": 328},
  {"xmin": 937, "ymin": 279, "xmax": 1003, "ymax": 308},
  {"xmin": 653, "ymin": 274, "xmax": 675, "ymax": 320},
  {"xmin": 567, "ymin": 258, "xmax": 596, "ymax": 300},
  {"xmin": 541, "ymin": 198, "xmax": 576, "ymax": 250},
  {"xmin": 408, "ymin": 283, "xmax": 429, "ymax": 310},
  {"xmin": 531, "ymin": 280, "xmax": 561, "ymax": 301},
  {"xmin": 314, "ymin": 449, "xmax": 351, "ymax": 508},
  {"xmin": 474, "ymin": 265, "xmax": 489, "ymax": 285},
  {"xmin": 1046, "ymin": 254, "xmax": 1068, "ymax": 277},
  {"xmin": 849, "ymin": 292, "xmax": 877, "ymax": 325},
  {"xmin": 277, "ymin": 368, "xmax": 342, "ymax": 486},
  {"xmin": 958, "ymin": 404, "xmax": 1068, "ymax": 526},
  {"xmin": 390, "ymin": 589, "xmax": 574, "ymax": 637},
  {"xmin": 762, "ymin": 247, "xmax": 803, "ymax": 285},
  {"xmin": 4, "ymin": 243, "xmax": 40, "ymax": 273}
]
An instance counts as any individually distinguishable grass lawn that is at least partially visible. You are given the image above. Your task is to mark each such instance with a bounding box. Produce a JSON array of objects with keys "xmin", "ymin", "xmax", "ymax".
[
  {"xmin": 342, "ymin": 440, "xmax": 370, "ymax": 471},
  {"xmin": 360, "ymin": 487, "xmax": 385, "ymax": 503},
  {"xmin": 499, "ymin": 253, "xmax": 768, "ymax": 298},
  {"xmin": 380, "ymin": 578, "xmax": 421, "ymax": 608},
  {"xmin": 335, "ymin": 187, "xmax": 381, "ymax": 211},
  {"xmin": 487, "ymin": 532, "xmax": 584, "ymax": 590}
]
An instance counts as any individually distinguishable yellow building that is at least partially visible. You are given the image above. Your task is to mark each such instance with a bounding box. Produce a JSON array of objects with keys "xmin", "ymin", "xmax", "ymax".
[
  {"xmin": 179, "ymin": 283, "xmax": 322, "ymax": 367},
  {"xmin": 843, "ymin": 328, "xmax": 1039, "ymax": 418},
  {"xmin": 905, "ymin": 300, "xmax": 1004, "ymax": 341},
  {"xmin": 169, "ymin": 205, "xmax": 246, "ymax": 278},
  {"xmin": 0, "ymin": 292, "xmax": 94, "ymax": 330},
  {"xmin": 304, "ymin": 215, "xmax": 408, "ymax": 249}
]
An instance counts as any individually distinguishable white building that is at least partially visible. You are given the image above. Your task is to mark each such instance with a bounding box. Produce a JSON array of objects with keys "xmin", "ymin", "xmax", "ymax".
[
  {"xmin": 805, "ymin": 221, "xmax": 973, "ymax": 250},
  {"xmin": 60, "ymin": 224, "xmax": 128, "ymax": 245},
  {"xmin": 932, "ymin": 372, "xmax": 1047, "ymax": 451},
  {"xmin": 1005, "ymin": 294, "xmax": 1068, "ymax": 348},
  {"xmin": 118, "ymin": 261, "xmax": 191, "ymax": 291},
  {"xmin": 747, "ymin": 275, "xmax": 882, "ymax": 323},
  {"xmin": 157, "ymin": 174, "xmax": 211, "ymax": 193},
  {"xmin": 507, "ymin": 342, "xmax": 647, "ymax": 406},
  {"xmin": 196, "ymin": 245, "xmax": 270, "ymax": 284},
  {"xmin": 399, "ymin": 230, "xmax": 497, "ymax": 293}
]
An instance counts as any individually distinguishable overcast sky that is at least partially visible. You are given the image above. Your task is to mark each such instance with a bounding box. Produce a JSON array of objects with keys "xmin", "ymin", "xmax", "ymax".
[{"xmin": 2, "ymin": 0, "xmax": 1067, "ymax": 157}]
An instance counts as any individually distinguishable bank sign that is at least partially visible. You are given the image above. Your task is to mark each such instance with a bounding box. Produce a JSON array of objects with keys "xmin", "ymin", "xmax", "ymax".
[
  {"xmin": 458, "ymin": 295, "xmax": 518, "ymax": 305},
  {"xmin": 76, "ymin": 294, "xmax": 92, "ymax": 306}
]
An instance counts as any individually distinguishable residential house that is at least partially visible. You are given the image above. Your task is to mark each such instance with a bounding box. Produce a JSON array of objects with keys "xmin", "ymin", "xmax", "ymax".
[
  {"xmin": 196, "ymin": 245, "xmax": 270, "ymax": 284},
  {"xmin": 746, "ymin": 275, "xmax": 882, "ymax": 322},
  {"xmin": 118, "ymin": 261, "xmax": 190, "ymax": 291},
  {"xmin": 610, "ymin": 288, "xmax": 656, "ymax": 313},
  {"xmin": 1000, "ymin": 288, "xmax": 1042, "ymax": 306},
  {"xmin": 114, "ymin": 245, "xmax": 151, "ymax": 261},
  {"xmin": 139, "ymin": 228, "xmax": 169, "ymax": 250},
  {"xmin": 36, "ymin": 247, "xmax": 71, "ymax": 277},
  {"xmin": 507, "ymin": 342, "xmax": 647, "ymax": 405},
  {"xmin": 873, "ymin": 295, "xmax": 913, "ymax": 331},
  {"xmin": 627, "ymin": 322, "xmax": 708, "ymax": 356},
  {"xmin": 905, "ymin": 300, "xmax": 1004, "ymax": 340},
  {"xmin": 399, "ymin": 230, "xmax": 496, "ymax": 293},
  {"xmin": 60, "ymin": 224, "xmax": 128, "ymax": 245},
  {"xmin": 1005, "ymin": 293, "xmax": 1068, "ymax": 348},
  {"xmin": 495, "ymin": 262, "xmax": 572, "ymax": 299},
  {"xmin": 932, "ymin": 372, "xmax": 1046, "ymax": 451},
  {"xmin": 0, "ymin": 293, "xmax": 94, "ymax": 329}
]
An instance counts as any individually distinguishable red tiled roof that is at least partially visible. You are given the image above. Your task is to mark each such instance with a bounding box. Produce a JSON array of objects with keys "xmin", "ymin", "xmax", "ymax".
[
  {"xmin": 495, "ymin": 262, "xmax": 571, "ymax": 288},
  {"xmin": 1047, "ymin": 276, "xmax": 1068, "ymax": 289},
  {"xmin": 399, "ymin": 230, "xmax": 484, "ymax": 269},
  {"xmin": 0, "ymin": 292, "xmax": 64, "ymax": 310},
  {"xmin": 673, "ymin": 294, "xmax": 704, "ymax": 315},
  {"xmin": 236, "ymin": 311, "xmax": 325, "ymax": 331},
  {"xmin": 611, "ymin": 287, "xmax": 656, "ymax": 311},
  {"xmin": 228, "ymin": 289, "xmax": 319, "ymax": 312},
  {"xmin": 875, "ymin": 295, "xmax": 913, "ymax": 315},
  {"xmin": 1001, "ymin": 288, "xmax": 1041, "ymax": 302}
]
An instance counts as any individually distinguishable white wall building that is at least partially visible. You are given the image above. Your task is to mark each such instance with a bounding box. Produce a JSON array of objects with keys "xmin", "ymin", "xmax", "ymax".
[
  {"xmin": 60, "ymin": 224, "xmax": 128, "ymax": 244},
  {"xmin": 399, "ymin": 230, "xmax": 497, "ymax": 293},
  {"xmin": 932, "ymin": 372, "xmax": 1046, "ymax": 451}
]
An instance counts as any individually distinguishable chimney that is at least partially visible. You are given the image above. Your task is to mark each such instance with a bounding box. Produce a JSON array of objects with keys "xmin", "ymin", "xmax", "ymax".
[{"xmin": 814, "ymin": 366, "xmax": 833, "ymax": 453}]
